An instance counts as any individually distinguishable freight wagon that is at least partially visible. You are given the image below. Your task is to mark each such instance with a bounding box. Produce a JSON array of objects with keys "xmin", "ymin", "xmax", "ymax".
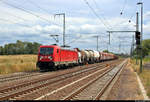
[{"xmin": 37, "ymin": 45, "xmax": 118, "ymax": 71}]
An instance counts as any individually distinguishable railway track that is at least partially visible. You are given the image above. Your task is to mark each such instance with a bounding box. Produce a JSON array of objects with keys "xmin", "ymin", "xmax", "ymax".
[
  {"xmin": 0, "ymin": 59, "xmax": 122, "ymax": 100},
  {"xmin": 0, "ymin": 60, "xmax": 119, "ymax": 83},
  {"xmin": 0, "ymin": 71, "xmax": 43, "ymax": 83},
  {"xmin": 0, "ymin": 63, "xmax": 101, "ymax": 84},
  {"xmin": 62, "ymin": 59, "xmax": 127, "ymax": 100},
  {"xmin": 33, "ymin": 60, "xmax": 124, "ymax": 100}
]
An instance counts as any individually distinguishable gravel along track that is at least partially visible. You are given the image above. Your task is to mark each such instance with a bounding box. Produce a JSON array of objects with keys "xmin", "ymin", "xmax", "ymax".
[
  {"xmin": 0, "ymin": 59, "xmax": 123, "ymax": 100},
  {"xmin": 32, "ymin": 59, "xmax": 124, "ymax": 100},
  {"xmin": 0, "ymin": 62, "xmax": 106, "ymax": 89},
  {"xmin": 34, "ymin": 59, "xmax": 126, "ymax": 100},
  {"xmin": 63, "ymin": 60, "xmax": 127, "ymax": 100},
  {"xmin": 0, "ymin": 71, "xmax": 43, "ymax": 83},
  {"xmin": 0, "ymin": 59, "xmax": 118, "ymax": 85},
  {"xmin": 0, "ymin": 61, "xmax": 117, "ymax": 100}
]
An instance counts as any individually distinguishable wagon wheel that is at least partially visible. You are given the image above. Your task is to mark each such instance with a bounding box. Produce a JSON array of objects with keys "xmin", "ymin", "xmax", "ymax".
[{"xmin": 53, "ymin": 66, "xmax": 57, "ymax": 71}]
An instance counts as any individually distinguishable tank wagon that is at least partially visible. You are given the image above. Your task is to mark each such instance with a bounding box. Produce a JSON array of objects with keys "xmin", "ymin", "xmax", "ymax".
[
  {"xmin": 74, "ymin": 48, "xmax": 89, "ymax": 65},
  {"xmin": 37, "ymin": 45, "xmax": 118, "ymax": 71},
  {"xmin": 85, "ymin": 50, "xmax": 94, "ymax": 64},
  {"xmin": 93, "ymin": 50, "xmax": 100, "ymax": 63}
]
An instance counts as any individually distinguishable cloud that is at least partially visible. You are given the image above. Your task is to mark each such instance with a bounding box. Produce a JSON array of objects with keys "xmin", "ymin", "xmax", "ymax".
[
  {"xmin": 0, "ymin": 0, "xmax": 150, "ymax": 54},
  {"xmin": 144, "ymin": 11, "xmax": 150, "ymax": 21},
  {"xmin": 0, "ymin": 16, "xmax": 136, "ymax": 54},
  {"xmin": 144, "ymin": 22, "xmax": 150, "ymax": 34}
]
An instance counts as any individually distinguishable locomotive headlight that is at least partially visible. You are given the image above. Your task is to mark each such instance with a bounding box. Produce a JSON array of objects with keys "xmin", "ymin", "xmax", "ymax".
[
  {"xmin": 48, "ymin": 56, "xmax": 52, "ymax": 60},
  {"xmin": 40, "ymin": 56, "xmax": 43, "ymax": 60}
]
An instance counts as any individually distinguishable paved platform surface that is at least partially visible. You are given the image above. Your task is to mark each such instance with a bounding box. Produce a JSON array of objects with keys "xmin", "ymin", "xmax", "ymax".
[
  {"xmin": 143, "ymin": 63, "xmax": 150, "ymax": 69},
  {"xmin": 106, "ymin": 62, "xmax": 144, "ymax": 100}
]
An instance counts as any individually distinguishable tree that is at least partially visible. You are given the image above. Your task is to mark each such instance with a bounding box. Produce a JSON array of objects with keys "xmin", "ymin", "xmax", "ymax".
[
  {"xmin": 1, "ymin": 40, "xmax": 42, "ymax": 55},
  {"xmin": 16, "ymin": 40, "xmax": 25, "ymax": 54},
  {"xmin": 103, "ymin": 50, "xmax": 109, "ymax": 53},
  {"xmin": 142, "ymin": 39, "xmax": 150, "ymax": 57},
  {"xmin": 133, "ymin": 39, "xmax": 150, "ymax": 58},
  {"xmin": 0, "ymin": 46, "xmax": 4, "ymax": 55},
  {"xmin": 32, "ymin": 42, "xmax": 41, "ymax": 54}
]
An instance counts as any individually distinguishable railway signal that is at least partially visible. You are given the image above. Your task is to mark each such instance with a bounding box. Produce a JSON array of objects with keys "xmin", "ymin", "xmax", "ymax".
[
  {"xmin": 135, "ymin": 31, "xmax": 141, "ymax": 45},
  {"xmin": 137, "ymin": 2, "xmax": 143, "ymax": 73}
]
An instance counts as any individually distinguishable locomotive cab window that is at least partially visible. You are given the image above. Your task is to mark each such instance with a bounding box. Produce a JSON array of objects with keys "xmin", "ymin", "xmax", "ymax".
[
  {"xmin": 57, "ymin": 49, "xmax": 59, "ymax": 53},
  {"xmin": 40, "ymin": 48, "xmax": 53, "ymax": 55}
]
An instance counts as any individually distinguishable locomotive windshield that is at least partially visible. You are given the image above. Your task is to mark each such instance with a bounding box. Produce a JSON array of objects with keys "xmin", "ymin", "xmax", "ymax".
[{"xmin": 40, "ymin": 48, "xmax": 53, "ymax": 55}]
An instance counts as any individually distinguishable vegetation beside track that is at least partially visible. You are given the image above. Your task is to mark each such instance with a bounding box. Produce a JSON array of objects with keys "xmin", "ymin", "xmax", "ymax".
[
  {"xmin": 0, "ymin": 55, "xmax": 39, "ymax": 75},
  {"xmin": 130, "ymin": 58, "xmax": 150, "ymax": 97},
  {"xmin": 0, "ymin": 40, "xmax": 41, "ymax": 55}
]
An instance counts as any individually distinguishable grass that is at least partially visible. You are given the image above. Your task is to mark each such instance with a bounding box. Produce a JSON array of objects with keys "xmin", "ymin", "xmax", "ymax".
[
  {"xmin": 143, "ymin": 57, "xmax": 150, "ymax": 64},
  {"xmin": 139, "ymin": 70, "xmax": 150, "ymax": 97},
  {"xmin": 130, "ymin": 57, "xmax": 150, "ymax": 98},
  {"xmin": 0, "ymin": 55, "xmax": 39, "ymax": 75}
]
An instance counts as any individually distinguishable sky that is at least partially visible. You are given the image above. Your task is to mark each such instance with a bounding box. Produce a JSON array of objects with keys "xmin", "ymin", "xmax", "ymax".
[{"xmin": 0, "ymin": 0, "xmax": 150, "ymax": 54}]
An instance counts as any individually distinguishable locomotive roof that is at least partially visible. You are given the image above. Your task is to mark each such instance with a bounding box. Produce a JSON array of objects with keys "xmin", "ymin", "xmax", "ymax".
[
  {"xmin": 40, "ymin": 45, "xmax": 60, "ymax": 48},
  {"xmin": 40, "ymin": 45, "xmax": 76, "ymax": 51}
]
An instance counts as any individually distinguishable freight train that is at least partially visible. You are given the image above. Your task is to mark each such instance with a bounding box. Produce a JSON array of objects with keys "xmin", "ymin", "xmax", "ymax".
[{"xmin": 36, "ymin": 44, "xmax": 118, "ymax": 71}]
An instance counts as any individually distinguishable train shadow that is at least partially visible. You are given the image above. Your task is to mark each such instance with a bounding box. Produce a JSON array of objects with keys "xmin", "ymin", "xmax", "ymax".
[{"xmin": 39, "ymin": 64, "xmax": 83, "ymax": 72}]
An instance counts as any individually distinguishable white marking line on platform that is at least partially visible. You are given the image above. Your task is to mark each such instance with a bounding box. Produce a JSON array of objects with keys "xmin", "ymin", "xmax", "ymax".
[
  {"xmin": 35, "ymin": 66, "xmax": 109, "ymax": 100},
  {"xmin": 135, "ymin": 72, "xmax": 149, "ymax": 100}
]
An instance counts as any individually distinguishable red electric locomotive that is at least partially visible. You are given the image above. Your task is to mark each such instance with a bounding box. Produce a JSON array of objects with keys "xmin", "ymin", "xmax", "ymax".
[{"xmin": 36, "ymin": 44, "xmax": 78, "ymax": 70}]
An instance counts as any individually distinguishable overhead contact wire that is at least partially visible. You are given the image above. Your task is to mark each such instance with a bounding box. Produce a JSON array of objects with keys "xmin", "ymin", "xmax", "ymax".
[
  {"xmin": 0, "ymin": 18, "xmax": 30, "ymax": 27},
  {"xmin": 83, "ymin": 0, "xmax": 110, "ymax": 30},
  {"xmin": 93, "ymin": 0, "xmax": 112, "ymax": 29},
  {"xmin": 2, "ymin": 1, "xmax": 60, "ymax": 26}
]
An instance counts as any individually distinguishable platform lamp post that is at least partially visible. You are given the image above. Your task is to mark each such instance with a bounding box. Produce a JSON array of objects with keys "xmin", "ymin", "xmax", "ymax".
[{"xmin": 137, "ymin": 2, "xmax": 143, "ymax": 73}]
